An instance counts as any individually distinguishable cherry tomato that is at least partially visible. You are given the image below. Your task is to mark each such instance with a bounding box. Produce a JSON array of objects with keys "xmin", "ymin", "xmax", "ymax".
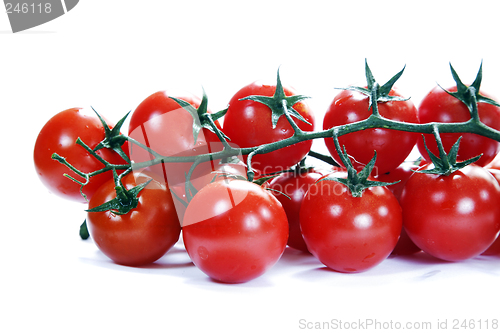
[
  {"xmin": 34, "ymin": 108, "xmax": 129, "ymax": 203},
  {"xmin": 86, "ymin": 171, "xmax": 181, "ymax": 266},
  {"xmin": 417, "ymin": 86, "xmax": 500, "ymax": 166},
  {"xmin": 323, "ymin": 88, "xmax": 419, "ymax": 176},
  {"xmin": 268, "ymin": 168, "xmax": 328, "ymax": 252},
  {"xmin": 400, "ymin": 164, "xmax": 500, "ymax": 261},
  {"xmin": 222, "ymin": 81, "xmax": 315, "ymax": 174},
  {"xmin": 182, "ymin": 179, "xmax": 288, "ymax": 283},
  {"xmin": 128, "ymin": 91, "xmax": 226, "ymax": 219},
  {"xmin": 300, "ymin": 172, "xmax": 402, "ymax": 273}
]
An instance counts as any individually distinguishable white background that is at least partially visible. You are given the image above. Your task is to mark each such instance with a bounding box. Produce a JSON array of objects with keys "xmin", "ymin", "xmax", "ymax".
[{"xmin": 1, "ymin": 1, "xmax": 500, "ymax": 332}]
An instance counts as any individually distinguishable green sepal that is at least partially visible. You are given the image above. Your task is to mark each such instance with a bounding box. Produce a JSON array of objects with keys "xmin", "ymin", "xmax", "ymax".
[
  {"xmin": 418, "ymin": 135, "xmax": 481, "ymax": 176},
  {"xmin": 343, "ymin": 59, "xmax": 409, "ymax": 112},
  {"xmin": 169, "ymin": 89, "xmax": 229, "ymax": 146},
  {"xmin": 252, "ymin": 174, "xmax": 280, "ymax": 186},
  {"xmin": 79, "ymin": 220, "xmax": 90, "ymax": 240},
  {"xmin": 239, "ymin": 68, "xmax": 311, "ymax": 129},
  {"xmin": 307, "ymin": 150, "xmax": 340, "ymax": 167},
  {"xmin": 441, "ymin": 62, "xmax": 500, "ymax": 114},
  {"xmin": 320, "ymin": 137, "xmax": 398, "ymax": 197},
  {"xmin": 92, "ymin": 107, "xmax": 131, "ymax": 164},
  {"xmin": 265, "ymin": 187, "xmax": 291, "ymax": 200},
  {"xmin": 86, "ymin": 178, "xmax": 152, "ymax": 215}
]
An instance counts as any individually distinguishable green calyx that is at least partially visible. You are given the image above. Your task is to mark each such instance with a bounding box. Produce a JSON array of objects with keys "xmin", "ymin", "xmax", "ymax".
[
  {"xmin": 169, "ymin": 89, "xmax": 228, "ymax": 145},
  {"xmin": 86, "ymin": 172, "xmax": 152, "ymax": 215},
  {"xmin": 442, "ymin": 61, "xmax": 500, "ymax": 117},
  {"xmin": 419, "ymin": 127, "xmax": 481, "ymax": 176},
  {"xmin": 239, "ymin": 68, "xmax": 312, "ymax": 129},
  {"xmin": 320, "ymin": 134, "xmax": 398, "ymax": 197},
  {"xmin": 343, "ymin": 59, "xmax": 409, "ymax": 115},
  {"xmin": 92, "ymin": 107, "xmax": 131, "ymax": 164},
  {"xmin": 80, "ymin": 220, "xmax": 90, "ymax": 240}
]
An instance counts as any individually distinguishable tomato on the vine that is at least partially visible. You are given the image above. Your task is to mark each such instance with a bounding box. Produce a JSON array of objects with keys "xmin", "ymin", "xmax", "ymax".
[
  {"xmin": 323, "ymin": 87, "xmax": 419, "ymax": 176},
  {"xmin": 416, "ymin": 86, "xmax": 500, "ymax": 167},
  {"xmin": 182, "ymin": 179, "xmax": 288, "ymax": 283},
  {"xmin": 34, "ymin": 107, "xmax": 129, "ymax": 203},
  {"xmin": 222, "ymin": 79, "xmax": 315, "ymax": 174},
  {"xmin": 127, "ymin": 90, "xmax": 230, "ymax": 220},
  {"xmin": 299, "ymin": 171, "xmax": 402, "ymax": 272},
  {"xmin": 86, "ymin": 171, "xmax": 181, "ymax": 267},
  {"xmin": 268, "ymin": 167, "xmax": 329, "ymax": 252},
  {"xmin": 400, "ymin": 164, "xmax": 500, "ymax": 261}
]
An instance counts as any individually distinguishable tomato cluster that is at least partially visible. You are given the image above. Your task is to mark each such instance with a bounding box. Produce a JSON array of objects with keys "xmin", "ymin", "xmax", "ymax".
[{"xmin": 34, "ymin": 63, "xmax": 500, "ymax": 283}]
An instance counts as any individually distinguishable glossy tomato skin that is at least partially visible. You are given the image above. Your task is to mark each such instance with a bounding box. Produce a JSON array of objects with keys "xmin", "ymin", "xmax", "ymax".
[
  {"xmin": 300, "ymin": 172, "xmax": 402, "ymax": 273},
  {"xmin": 182, "ymin": 179, "xmax": 288, "ymax": 283},
  {"xmin": 222, "ymin": 81, "xmax": 315, "ymax": 174},
  {"xmin": 268, "ymin": 168, "xmax": 328, "ymax": 252},
  {"xmin": 128, "ymin": 91, "xmax": 226, "ymax": 220},
  {"xmin": 323, "ymin": 88, "xmax": 419, "ymax": 176},
  {"xmin": 400, "ymin": 165, "xmax": 500, "ymax": 261},
  {"xmin": 417, "ymin": 86, "xmax": 500, "ymax": 167},
  {"xmin": 34, "ymin": 108, "xmax": 129, "ymax": 203},
  {"xmin": 86, "ymin": 172, "xmax": 181, "ymax": 267}
]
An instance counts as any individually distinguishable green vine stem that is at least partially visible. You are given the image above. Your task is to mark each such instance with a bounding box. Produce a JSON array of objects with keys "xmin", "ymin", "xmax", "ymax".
[{"xmin": 52, "ymin": 62, "xmax": 500, "ymax": 206}]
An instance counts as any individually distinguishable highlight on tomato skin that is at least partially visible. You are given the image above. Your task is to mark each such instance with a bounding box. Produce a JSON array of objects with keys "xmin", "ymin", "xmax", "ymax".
[{"xmin": 181, "ymin": 179, "xmax": 289, "ymax": 283}]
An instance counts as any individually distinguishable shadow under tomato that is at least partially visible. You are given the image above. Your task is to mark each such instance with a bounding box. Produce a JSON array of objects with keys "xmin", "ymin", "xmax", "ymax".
[
  {"xmin": 79, "ymin": 243, "xmax": 194, "ymax": 273},
  {"xmin": 273, "ymin": 246, "xmax": 318, "ymax": 267},
  {"xmin": 396, "ymin": 251, "xmax": 459, "ymax": 265},
  {"xmin": 182, "ymin": 271, "xmax": 276, "ymax": 289}
]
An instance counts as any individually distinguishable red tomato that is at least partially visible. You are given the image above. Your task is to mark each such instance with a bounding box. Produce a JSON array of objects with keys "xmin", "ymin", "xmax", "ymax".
[
  {"xmin": 128, "ymin": 91, "xmax": 226, "ymax": 219},
  {"xmin": 400, "ymin": 164, "xmax": 500, "ymax": 261},
  {"xmin": 86, "ymin": 172, "xmax": 181, "ymax": 266},
  {"xmin": 376, "ymin": 161, "xmax": 422, "ymax": 256},
  {"xmin": 417, "ymin": 86, "xmax": 500, "ymax": 166},
  {"xmin": 299, "ymin": 172, "xmax": 402, "ymax": 273},
  {"xmin": 34, "ymin": 108, "xmax": 129, "ymax": 203},
  {"xmin": 268, "ymin": 168, "xmax": 329, "ymax": 252},
  {"xmin": 222, "ymin": 81, "xmax": 315, "ymax": 174},
  {"xmin": 182, "ymin": 179, "xmax": 288, "ymax": 283},
  {"xmin": 323, "ymin": 88, "xmax": 419, "ymax": 176}
]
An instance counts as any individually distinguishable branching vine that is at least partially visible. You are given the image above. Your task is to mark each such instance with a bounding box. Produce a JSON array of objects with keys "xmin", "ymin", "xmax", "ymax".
[{"xmin": 52, "ymin": 61, "xmax": 500, "ymax": 208}]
